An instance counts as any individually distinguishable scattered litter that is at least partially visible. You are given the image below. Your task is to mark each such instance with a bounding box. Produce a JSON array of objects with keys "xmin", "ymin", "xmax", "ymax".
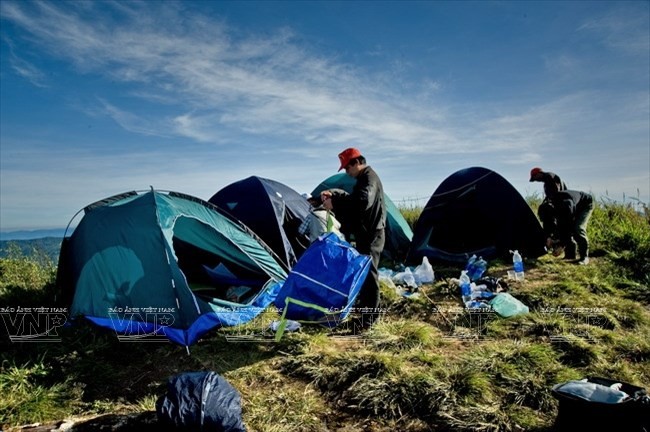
[
  {"xmin": 450, "ymin": 262, "xmax": 528, "ymax": 314},
  {"xmin": 379, "ymin": 257, "xmax": 434, "ymax": 298},
  {"xmin": 393, "ymin": 267, "xmax": 418, "ymax": 288},
  {"xmin": 465, "ymin": 255, "xmax": 488, "ymax": 281},
  {"xmin": 553, "ymin": 380, "xmax": 630, "ymax": 404},
  {"xmin": 413, "ymin": 256, "xmax": 435, "ymax": 284},
  {"xmin": 270, "ymin": 320, "xmax": 301, "ymax": 332},
  {"xmin": 489, "ymin": 293, "xmax": 529, "ymax": 317},
  {"xmin": 378, "ymin": 269, "xmax": 397, "ymax": 289},
  {"xmin": 551, "ymin": 376, "xmax": 650, "ymax": 431},
  {"xmin": 510, "ymin": 250, "xmax": 525, "ymax": 280}
]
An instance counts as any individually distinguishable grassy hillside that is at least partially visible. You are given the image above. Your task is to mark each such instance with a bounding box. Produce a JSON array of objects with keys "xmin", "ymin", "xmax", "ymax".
[{"xmin": 1, "ymin": 199, "xmax": 648, "ymax": 431}]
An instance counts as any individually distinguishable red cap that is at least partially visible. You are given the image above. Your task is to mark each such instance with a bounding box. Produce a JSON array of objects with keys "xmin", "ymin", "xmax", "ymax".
[
  {"xmin": 338, "ymin": 147, "xmax": 362, "ymax": 171},
  {"xmin": 529, "ymin": 167, "xmax": 543, "ymax": 181}
]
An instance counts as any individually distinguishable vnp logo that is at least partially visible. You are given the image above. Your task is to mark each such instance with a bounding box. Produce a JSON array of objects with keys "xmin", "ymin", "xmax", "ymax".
[
  {"xmin": 0, "ymin": 307, "xmax": 68, "ymax": 342},
  {"xmin": 108, "ymin": 307, "xmax": 176, "ymax": 342}
]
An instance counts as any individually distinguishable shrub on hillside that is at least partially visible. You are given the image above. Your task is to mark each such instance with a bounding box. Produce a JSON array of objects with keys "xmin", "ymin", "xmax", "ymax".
[
  {"xmin": 589, "ymin": 200, "xmax": 650, "ymax": 283},
  {"xmin": 0, "ymin": 245, "xmax": 57, "ymax": 306}
]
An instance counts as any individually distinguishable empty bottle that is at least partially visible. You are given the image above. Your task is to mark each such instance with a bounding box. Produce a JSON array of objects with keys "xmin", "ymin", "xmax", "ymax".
[
  {"xmin": 512, "ymin": 250, "xmax": 525, "ymax": 280},
  {"xmin": 470, "ymin": 284, "xmax": 493, "ymax": 300},
  {"xmin": 469, "ymin": 256, "xmax": 488, "ymax": 281},
  {"xmin": 466, "ymin": 300, "xmax": 490, "ymax": 309},
  {"xmin": 465, "ymin": 254, "xmax": 477, "ymax": 272},
  {"xmin": 459, "ymin": 270, "xmax": 472, "ymax": 304}
]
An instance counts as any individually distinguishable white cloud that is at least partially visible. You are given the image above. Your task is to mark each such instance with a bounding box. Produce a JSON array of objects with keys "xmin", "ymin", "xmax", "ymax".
[
  {"xmin": 9, "ymin": 55, "xmax": 47, "ymax": 87},
  {"xmin": 172, "ymin": 113, "xmax": 222, "ymax": 143},
  {"xmin": 577, "ymin": 8, "xmax": 650, "ymax": 56},
  {"xmin": 98, "ymin": 100, "xmax": 170, "ymax": 138},
  {"xmin": 0, "ymin": 1, "xmax": 467, "ymax": 155},
  {"xmin": 2, "ymin": 35, "xmax": 48, "ymax": 87}
]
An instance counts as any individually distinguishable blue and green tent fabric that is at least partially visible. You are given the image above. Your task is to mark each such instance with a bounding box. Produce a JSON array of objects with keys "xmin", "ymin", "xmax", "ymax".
[
  {"xmin": 56, "ymin": 190, "xmax": 288, "ymax": 346},
  {"xmin": 272, "ymin": 233, "xmax": 371, "ymax": 339},
  {"xmin": 209, "ymin": 176, "xmax": 312, "ymax": 268},
  {"xmin": 311, "ymin": 173, "xmax": 413, "ymax": 261}
]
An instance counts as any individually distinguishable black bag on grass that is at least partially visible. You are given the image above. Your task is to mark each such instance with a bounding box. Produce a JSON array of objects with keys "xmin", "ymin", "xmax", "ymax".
[
  {"xmin": 552, "ymin": 377, "xmax": 649, "ymax": 432},
  {"xmin": 156, "ymin": 371, "xmax": 246, "ymax": 432}
]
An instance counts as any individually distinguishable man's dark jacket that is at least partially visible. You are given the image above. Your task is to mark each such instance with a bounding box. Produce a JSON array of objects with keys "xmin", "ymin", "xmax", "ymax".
[
  {"xmin": 550, "ymin": 190, "xmax": 593, "ymax": 220},
  {"xmin": 330, "ymin": 166, "xmax": 386, "ymax": 242},
  {"xmin": 540, "ymin": 172, "xmax": 568, "ymax": 197}
]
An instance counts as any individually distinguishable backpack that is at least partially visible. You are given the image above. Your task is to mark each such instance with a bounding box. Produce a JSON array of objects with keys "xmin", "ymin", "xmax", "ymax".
[{"xmin": 156, "ymin": 371, "xmax": 246, "ymax": 431}]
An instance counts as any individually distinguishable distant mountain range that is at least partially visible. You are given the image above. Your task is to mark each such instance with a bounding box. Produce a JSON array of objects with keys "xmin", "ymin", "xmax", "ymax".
[
  {"xmin": 0, "ymin": 228, "xmax": 70, "ymax": 241},
  {"xmin": 0, "ymin": 231, "xmax": 67, "ymax": 262}
]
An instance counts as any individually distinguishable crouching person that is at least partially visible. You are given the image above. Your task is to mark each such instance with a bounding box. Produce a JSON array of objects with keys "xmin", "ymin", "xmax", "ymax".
[{"xmin": 550, "ymin": 190, "xmax": 595, "ymax": 265}]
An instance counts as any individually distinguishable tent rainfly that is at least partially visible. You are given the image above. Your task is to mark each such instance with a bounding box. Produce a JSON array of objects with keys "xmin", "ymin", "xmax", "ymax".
[
  {"xmin": 56, "ymin": 189, "xmax": 288, "ymax": 346},
  {"xmin": 407, "ymin": 167, "xmax": 547, "ymax": 264},
  {"xmin": 209, "ymin": 176, "xmax": 312, "ymax": 268}
]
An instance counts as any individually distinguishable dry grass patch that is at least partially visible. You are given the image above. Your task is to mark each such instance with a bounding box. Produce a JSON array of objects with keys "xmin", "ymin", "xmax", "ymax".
[{"xmin": 228, "ymin": 366, "xmax": 328, "ymax": 432}]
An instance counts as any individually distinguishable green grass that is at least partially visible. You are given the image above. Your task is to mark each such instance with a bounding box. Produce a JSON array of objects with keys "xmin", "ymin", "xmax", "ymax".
[
  {"xmin": 1, "ymin": 198, "xmax": 649, "ymax": 431},
  {"xmin": 398, "ymin": 204, "xmax": 422, "ymax": 230}
]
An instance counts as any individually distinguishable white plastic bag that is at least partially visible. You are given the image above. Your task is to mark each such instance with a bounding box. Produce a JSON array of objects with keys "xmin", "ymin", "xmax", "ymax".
[
  {"xmin": 413, "ymin": 257, "xmax": 435, "ymax": 284},
  {"xmin": 392, "ymin": 267, "xmax": 418, "ymax": 288},
  {"xmin": 378, "ymin": 268, "xmax": 397, "ymax": 290},
  {"xmin": 270, "ymin": 320, "xmax": 301, "ymax": 332}
]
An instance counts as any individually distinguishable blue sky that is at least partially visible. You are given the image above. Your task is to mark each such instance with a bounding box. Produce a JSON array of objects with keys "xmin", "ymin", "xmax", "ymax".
[{"xmin": 1, "ymin": 0, "xmax": 648, "ymax": 231}]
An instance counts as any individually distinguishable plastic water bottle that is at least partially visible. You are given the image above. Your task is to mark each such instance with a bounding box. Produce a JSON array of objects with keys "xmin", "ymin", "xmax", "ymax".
[
  {"xmin": 512, "ymin": 250, "xmax": 524, "ymax": 280},
  {"xmin": 465, "ymin": 254, "xmax": 477, "ymax": 272},
  {"xmin": 470, "ymin": 284, "xmax": 489, "ymax": 300},
  {"xmin": 459, "ymin": 270, "xmax": 472, "ymax": 304},
  {"xmin": 469, "ymin": 256, "xmax": 487, "ymax": 281}
]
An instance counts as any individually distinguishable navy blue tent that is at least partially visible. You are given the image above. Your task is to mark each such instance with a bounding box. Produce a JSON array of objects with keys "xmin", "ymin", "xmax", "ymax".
[
  {"xmin": 408, "ymin": 167, "xmax": 547, "ymax": 264},
  {"xmin": 209, "ymin": 176, "xmax": 312, "ymax": 268}
]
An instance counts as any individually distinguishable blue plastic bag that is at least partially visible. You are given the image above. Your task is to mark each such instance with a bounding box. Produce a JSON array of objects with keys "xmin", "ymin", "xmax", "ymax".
[{"xmin": 273, "ymin": 233, "xmax": 371, "ymax": 335}]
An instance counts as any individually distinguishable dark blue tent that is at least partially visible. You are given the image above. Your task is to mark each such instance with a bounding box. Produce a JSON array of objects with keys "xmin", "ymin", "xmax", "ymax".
[
  {"xmin": 209, "ymin": 176, "xmax": 312, "ymax": 268},
  {"xmin": 408, "ymin": 167, "xmax": 547, "ymax": 264}
]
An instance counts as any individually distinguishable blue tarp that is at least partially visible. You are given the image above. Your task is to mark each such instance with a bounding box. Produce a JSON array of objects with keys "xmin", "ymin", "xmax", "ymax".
[{"xmin": 273, "ymin": 233, "xmax": 371, "ymax": 333}]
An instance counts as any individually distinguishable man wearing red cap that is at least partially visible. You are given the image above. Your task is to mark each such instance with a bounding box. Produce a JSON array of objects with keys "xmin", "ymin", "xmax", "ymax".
[
  {"xmin": 321, "ymin": 148, "xmax": 386, "ymax": 325},
  {"xmin": 529, "ymin": 167, "xmax": 567, "ymax": 198}
]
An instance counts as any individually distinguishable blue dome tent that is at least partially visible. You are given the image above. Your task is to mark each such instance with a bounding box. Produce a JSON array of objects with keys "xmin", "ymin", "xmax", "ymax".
[
  {"xmin": 407, "ymin": 167, "xmax": 547, "ymax": 264},
  {"xmin": 56, "ymin": 189, "xmax": 288, "ymax": 347},
  {"xmin": 209, "ymin": 176, "xmax": 312, "ymax": 268}
]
